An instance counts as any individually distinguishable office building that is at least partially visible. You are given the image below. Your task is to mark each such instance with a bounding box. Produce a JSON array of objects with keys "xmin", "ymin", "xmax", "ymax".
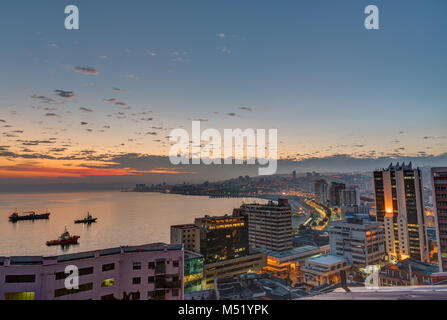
[
  {"xmin": 194, "ymin": 215, "xmax": 248, "ymax": 264},
  {"xmin": 328, "ymin": 218, "xmax": 385, "ymax": 267},
  {"xmin": 373, "ymin": 163, "xmax": 429, "ymax": 262},
  {"xmin": 241, "ymin": 199, "xmax": 293, "ymax": 253},
  {"xmin": 203, "ymin": 252, "xmax": 267, "ymax": 290},
  {"xmin": 329, "ymin": 182, "xmax": 346, "ymax": 207},
  {"xmin": 170, "ymin": 224, "xmax": 200, "ymax": 253},
  {"xmin": 341, "ymin": 186, "xmax": 360, "ymax": 207},
  {"xmin": 184, "ymin": 250, "xmax": 204, "ymax": 293},
  {"xmin": 0, "ymin": 243, "xmax": 183, "ymax": 300},
  {"xmin": 314, "ymin": 179, "xmax": 329, "ymax": 205},
  {"xmin": 431, "ymin": 167, "xmax": 447, "ymax": 271}
]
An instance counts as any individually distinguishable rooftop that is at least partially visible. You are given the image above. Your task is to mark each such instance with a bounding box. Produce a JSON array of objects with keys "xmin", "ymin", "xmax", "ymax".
[
  {"xmin": 299, "ymin": 285, "xmax": 447, "ymax": 300},
  {"xmin": 307, "ymin": 254, "xmax": 346, "ymax": 266},
  {"xmin": 0, "ymin": 242, "xmax": 182, "ymax": 265}
]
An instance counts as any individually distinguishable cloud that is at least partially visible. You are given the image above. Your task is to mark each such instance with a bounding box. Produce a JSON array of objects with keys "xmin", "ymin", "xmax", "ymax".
[
  {"xmin": 29, "ymin": 94, "xmax": 57, "ymax": 104},
  {"xmin": 112, "ymin": 87, "xmax": 129, "ymax": 92},
  {"xmin": 238, "ymin": 107, "xmax": 252, "ymax": 112},
  {"xmin": 45, "ymin": 113, "xmax": 60, "ymax": 117},
  {"xmin": 80, "ymin": 122, "xmax": 88, "ymax": 125},
  {"xmin": 217, "ymin": 33, "xmax": 226, "ymax": 38},
  {"xmin": 54, "ymin": 90, "xmax": 75, "ymax": 98},
  {"xmin": 0, "ymin": 119, "xmax": 5, "ymax": 123},
  {"xmin": 79, "ymin": 107, "xmax": 93, "ymax": 112},
  {"xmin": 99, "ymin": 56, "xmax": 108, "ymax": 59},
  {"xmin": 226, "ymin": 112, "xmax": 236, "ymax": 117},
  {"xmin": 48, "ymin": 43, "xmax": 58, "ymax": 48},
  {"xmin": 145, "ymin": 49, "xmax": 156, "ymax": 56},
  {"xmin": 72, "ymin": 66, "xmax": 99, "ymax": 75},
  {"xmin": 220, "ymin": 46, "xmax": 232, "ymax": 54}
]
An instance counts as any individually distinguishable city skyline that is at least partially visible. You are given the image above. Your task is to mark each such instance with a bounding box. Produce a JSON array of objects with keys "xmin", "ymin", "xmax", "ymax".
[{"xmin": 1, "ymin": 0, "xmax": 446, "ymax": 188}]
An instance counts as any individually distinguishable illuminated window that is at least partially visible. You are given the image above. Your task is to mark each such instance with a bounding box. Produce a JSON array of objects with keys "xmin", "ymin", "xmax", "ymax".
[
  {"xmin": 4, "ymin": 292, "xmax": 35, "ymax": 300},
  {"xmin": 101, "ymin": 278, "xmax": 115, "ymax": 287}
]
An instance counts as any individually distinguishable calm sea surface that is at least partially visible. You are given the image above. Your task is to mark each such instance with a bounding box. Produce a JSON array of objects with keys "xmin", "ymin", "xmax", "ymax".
[{"xmin": 0, "ymin": 191, "xmax": 267, "ymax": 257}]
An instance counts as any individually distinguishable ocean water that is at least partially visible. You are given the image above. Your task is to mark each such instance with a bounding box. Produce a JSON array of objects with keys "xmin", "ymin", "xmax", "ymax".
[{"xmin": 0, "ymin": 191, "xmax": 266, "ymax": 256}]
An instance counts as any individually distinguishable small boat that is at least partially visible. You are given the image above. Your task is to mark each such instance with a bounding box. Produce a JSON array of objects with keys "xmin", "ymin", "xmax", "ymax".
[
  {"xmin": 46, "ymin": 227, "xmax": 80, "ymax": 246},
  {"xmin": 9, "ymin": 210, "xmax": 50, "ymax": 222},
  {"xmin": 74, "ymin": 212, "xmax": 97, "ymax": 224}
]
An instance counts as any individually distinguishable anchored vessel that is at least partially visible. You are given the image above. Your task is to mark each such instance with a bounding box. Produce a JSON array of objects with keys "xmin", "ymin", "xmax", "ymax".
[
  {"xmin": 74, "ymin": 212, "xmax": 97, "ymax": 224},
  {"xmin": 9, "ymin": 211, "xmax": 50, "ymax": 222},
  {"xmin": 46, "ymin": 227, "xmax": 80, "ymax": 246}
]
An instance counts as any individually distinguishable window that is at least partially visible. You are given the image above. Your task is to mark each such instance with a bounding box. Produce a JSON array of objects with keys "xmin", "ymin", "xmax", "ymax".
[
  {"xmin": 55, "ymin": 267, "xmax": 93, "ymax": 280},
  {"xmin": 101, "ymin": 278, "xmax": 115, "ymax": 287},
  {"xmin": 148, "ymin": 276, "xmax": 155, "ymax": 283},
  {"xmin": 102, "ymin": 263, "xmax": 115, "ymax": 272},
  {"xmin": 173, "ymin": 260, "xmax": 179, "ymax": 268},
  {"xmin": 4, "ymin": 292, "xmax": 35, "ymax": 300},
  {"xmin": 172, "ymin": 289, "xmax": 179, "ymax": 297},
  {"xmin": 5, "ymin": 274, "xmax": 36, "ymax": 283},
  {"xmin": 148, "ymin": 262, "xmax": 155, "ymax": 269},
  {"xmin": 132, "ymin": 277, "xmax": 141, "ymax": 285},
  {"xmin": 133, "ymin": 262, "xmax": 141, "ymax": 270},
  {"xmin": 54, "ymin": 282, "xmax": 93, "ymax": 297}
]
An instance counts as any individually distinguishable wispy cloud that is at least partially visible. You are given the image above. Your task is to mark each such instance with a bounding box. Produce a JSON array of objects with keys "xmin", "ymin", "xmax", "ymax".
[
  {"xmin": 54, "ymin": 90, "xmax": 75, "ymax": 98},
  {"xmin": 72, "ymin": 66, "xmax": 99, "ymax": 75}
]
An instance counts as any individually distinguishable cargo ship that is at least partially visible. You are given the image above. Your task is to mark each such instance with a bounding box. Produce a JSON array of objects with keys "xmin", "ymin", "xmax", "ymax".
[
  {"xmin": 74, "ymin": 212, "xmax": 97, "ymax": 224},
  {"xmin": 46, "ymin": 227, "xmax": 80, "ymax": 246},
  {"xmin": 9, "ymin": 210, "xmax": 50, "ymax": 222}
]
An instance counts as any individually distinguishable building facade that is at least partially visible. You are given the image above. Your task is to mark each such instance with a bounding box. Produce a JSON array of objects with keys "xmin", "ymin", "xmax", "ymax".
[
  {"xmin": 170, "ymin": 224, "xmax": 200, "ymax": 253},
  {"xmin": 184, "ymin": 250, "xmax": 204, "ymax": 293},
  {"xmin": 373, "ymin": 163, "xmax": 429, "ymax": 262},
  {"xmin": 314, "ymin": 179, "xmax": 329, "ymax": 205},
  {"xmin": 301, "ymin": 255, "xmax": 350, "ymax": 288},
  {"xmin": 379, "ymin": 258, "xmax": 438, "ymax": 286},
  {"xmin": 194, "ymin": 215, "xmax": 248, "ymax": 264},
  {"xmin": 0, "ymin": 243, "xmax": 183, "ymax": 300},
  {"xmin": 431, "ymin": 168, "xmax": 447, "ymax": 271},
  {"xmin": 329, "ymin": 182, "xmax": 346, "ymax": 207},
  {"xmin": 203, "ymin": 252, "xmax": 267, "ymax": 290},
  {"xmin": 241, "ymin": 199, "xmax": 293, "ymax": 253},
  {"xmin": 328, "ymin": 218, "xmax": 385, "ymax": 268}
]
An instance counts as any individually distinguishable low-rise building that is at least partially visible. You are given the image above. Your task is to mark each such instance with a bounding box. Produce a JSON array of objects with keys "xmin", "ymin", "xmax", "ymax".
[
  {"xmin": 0, "ymin": 243, "xmax": 183, "ymax": 300},
  {"xmin": 379, "ymin": 258, "xmax": 439, "ymax": 286},
  {"xmin": 301, "ymin": 255, "xmax": 350, "ymax": 288},
  {"xmin": 203, "ymin": 252, "xmax": 267, "ymax": 290}
]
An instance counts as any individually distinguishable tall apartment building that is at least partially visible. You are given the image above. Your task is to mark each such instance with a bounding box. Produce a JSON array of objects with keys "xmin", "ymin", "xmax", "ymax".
[
  {"xmin": 194, "ymin": 215, "xmax": 248, "ymax": 264},
  {"xmin": 241, "ymin": 199, "xmax": 293, "ymax": 253},
  {"xmin": 170, "ymin": 224, "xmax": 200, "ymax": 253},
  {"xmin": 373, "ymin": 163, "xmax": 429, "ymax": 262},
  {"xmin": 329, "ymin": 182, "xmax": 346, "ymax": 207},
  {"xmin": 328, "ymin": 218, "xmax": 385, "ymax": 267},
  {"xmin": 431, "ymin": 167, "xmax": 447, "ymax": 271},
  {"xmin": 341, "ymin": 186, "xmax": 360, "ymax": 207},
  {"xmin": 0, "ymin": 243, "xmax": 183, "ymax": 300},
  {"xmin": 314, "ymin": 179, "xmax": 329, "ymax": 205}
]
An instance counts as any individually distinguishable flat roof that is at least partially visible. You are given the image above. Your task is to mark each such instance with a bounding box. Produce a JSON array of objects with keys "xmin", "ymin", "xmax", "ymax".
[
  {"xmin": 299, "ymin": 285, "xmax": 447, "ymax": 300},
  {"xmin": 307, "ymin": 254, "xmax": 346, "ymax": 266},
  {"xmin": 171, "ymin": 224, "xmax": 198, "ymax": 229},
  {"xmin": 0, "ymin": 242, "xmax": 181, "ymax": 265}
]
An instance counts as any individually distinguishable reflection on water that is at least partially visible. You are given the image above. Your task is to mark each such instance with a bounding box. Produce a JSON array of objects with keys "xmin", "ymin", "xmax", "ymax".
[{"xmin": 0, "ymin": 191, "xmax": 266, "ymax": 256}]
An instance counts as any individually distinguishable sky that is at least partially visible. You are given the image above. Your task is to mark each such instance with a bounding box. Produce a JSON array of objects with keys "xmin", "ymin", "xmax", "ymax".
[{"xmin": 0, "ymin": 0, "xmax": 446, "ymax": 189}]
